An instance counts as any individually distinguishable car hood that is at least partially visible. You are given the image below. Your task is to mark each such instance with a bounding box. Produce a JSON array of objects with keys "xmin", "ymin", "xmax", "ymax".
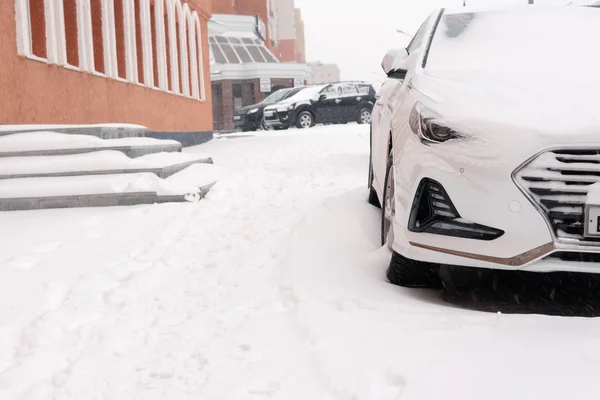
[
  {"xmin": 264, "ymin": 101, "xmax": 293, "ymax": 111},
  {"xmin": 418, "ymin": 70, "xmax": 600, "ymax": 134},
  {"xmin": 236, "ymin": 102, "xmax": 267, "ymax": 114}
]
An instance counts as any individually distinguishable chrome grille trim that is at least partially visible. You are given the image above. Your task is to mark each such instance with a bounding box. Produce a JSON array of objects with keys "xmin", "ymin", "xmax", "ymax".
[{"xmin": 513, "ymin": 147, "xmax": 600, "ymax": 245}]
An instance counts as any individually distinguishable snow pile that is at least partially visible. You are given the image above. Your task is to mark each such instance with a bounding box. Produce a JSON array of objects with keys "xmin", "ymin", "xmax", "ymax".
[
  {"xmin": 0, "ymin": 123, "xmax": 147, "ymax": 133},
  {"xmin": 165, "ymin": 163, "xmax": 227, "ymax": 189},
  {"xmin": 0, "ymin": 151, "xmax": 211, "ymax": 176},
  {"xmin": 0, "ymin": 172, "xmax": 204, "ymax": 198},
  {"xmin": 0, "ymin": 131, "xmax": 179, "ymax": 152}
]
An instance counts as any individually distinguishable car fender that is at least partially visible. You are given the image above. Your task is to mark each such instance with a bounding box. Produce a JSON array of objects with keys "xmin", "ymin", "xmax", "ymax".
[
  {"xmin": 293, "ymin": 103, "xmax": 315, "ymax": 121},
  {"xmin": 356, "ymin": 100, "xmax": 375, "ymax": 115}
]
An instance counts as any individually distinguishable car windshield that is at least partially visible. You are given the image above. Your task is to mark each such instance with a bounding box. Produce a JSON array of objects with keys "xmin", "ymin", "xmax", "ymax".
[
  {"xmin": 281, "ymin": 87, "xmax": 303, "ymax": 100},
  {"xmin": 281, "ymin": 85, "xmax": 328, "ymax": 103},
  {"xmin": 263, "ymin": 89, "xmax": 294, "ymax": 104},
  {"xmin": 426, "ymin": 7, "xmax": 600, "ymax": 77}
]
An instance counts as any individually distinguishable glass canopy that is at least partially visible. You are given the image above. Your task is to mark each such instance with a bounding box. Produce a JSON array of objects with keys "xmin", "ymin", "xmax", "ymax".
[{"xmin": 209, "ymin": 36, "xmax": 279, "ymax": 64}]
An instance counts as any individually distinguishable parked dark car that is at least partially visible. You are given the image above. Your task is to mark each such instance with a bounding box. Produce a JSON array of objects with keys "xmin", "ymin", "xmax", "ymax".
[
  {"xmin": 233, "ymin": 87, "xmax": 304, "ymax": 131},
  {"xmin": 263, "ymin": 81, "xmax": 376, "ymax": 129}
]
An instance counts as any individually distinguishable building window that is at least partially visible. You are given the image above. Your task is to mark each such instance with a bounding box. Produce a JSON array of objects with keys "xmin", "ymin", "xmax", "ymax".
[
  {"xmin": 14, "ymin": 0, "xmax": 206, "ymax": 101},
  {"xmin": 247, "ymin": 82, "xmax": 255, "ymax": 104},
  {"xmin": 232, "ymin": 83, "xmax": 242, "ymax": 111}
]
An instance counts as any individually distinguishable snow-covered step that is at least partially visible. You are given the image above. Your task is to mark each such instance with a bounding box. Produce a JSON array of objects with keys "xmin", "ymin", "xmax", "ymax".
[
  {"xmin": 0, "ymin": 151, "xmax": 213, "ymax": 180},
  {"xmin": 0, "ymin": 123, "xmax": 148, "ymax": 139},
  {"xmin": 0, "ymin": 165, "xmax": 220, "ymax": 211},
  {"xmin": 0, "ymin": 131, "xmax": 181, "ymax": 158}
]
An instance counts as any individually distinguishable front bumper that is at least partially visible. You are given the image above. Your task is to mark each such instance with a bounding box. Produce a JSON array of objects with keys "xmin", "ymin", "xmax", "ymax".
[
  {"xmin": 392, "ymin": 131, "xmax": 600, "ymax": 274},
  {"xmin": 233, "ymin": 113, "xmax": 261, "ymax": 130},
  {"xmin": 263, "ymin": 109, "xmax": 295, "ymax": 127}
]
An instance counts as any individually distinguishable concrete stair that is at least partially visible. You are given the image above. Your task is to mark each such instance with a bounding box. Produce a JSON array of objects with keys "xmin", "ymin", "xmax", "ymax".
[
  {"xmin": 0, "ymin": 125, "xmax": 218, "ymax": 211},
  {"xmin": 0, "ymin": 131, "xmax": 182, "ymax": 158},
  {"xmin": 0, "ymin": 123, "xmax": 148, "ymax": 139},
  {"xmin": 0, "ymin": 151, "xmax": 213, "ymax": 180}
]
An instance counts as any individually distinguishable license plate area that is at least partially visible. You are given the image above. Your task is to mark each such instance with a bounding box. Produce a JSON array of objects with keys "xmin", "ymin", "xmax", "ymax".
[
  {"xmin": 233, "ymin": 116, "xmax": 241, "ymax": 120},
  {"xmin": 584, "ymin": 204, "xmax": 600, "ymax": 238},
  {"xmin": 264, "ymin": 110, "xmax": 274, "ymax": 116}
]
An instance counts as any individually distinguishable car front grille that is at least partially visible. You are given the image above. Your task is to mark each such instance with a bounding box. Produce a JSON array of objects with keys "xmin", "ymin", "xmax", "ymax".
[
  {"xmin": 514, "ymin": 148, "xmax": 600, "ymax": 243},
  {"xmin": 264, "ymin": 111, "xmax": 279, "ymax": 122}
]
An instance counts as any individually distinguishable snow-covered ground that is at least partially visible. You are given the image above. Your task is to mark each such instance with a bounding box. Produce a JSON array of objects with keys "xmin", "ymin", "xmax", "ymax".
[{"xmin": 1, "ymin": 124, "xmax": 600, "ymax": 399}]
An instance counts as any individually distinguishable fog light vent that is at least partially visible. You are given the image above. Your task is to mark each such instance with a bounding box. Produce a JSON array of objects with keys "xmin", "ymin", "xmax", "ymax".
[{"xmin": 408, "ymin": 178, "xmax": 504, "ymax": 241}]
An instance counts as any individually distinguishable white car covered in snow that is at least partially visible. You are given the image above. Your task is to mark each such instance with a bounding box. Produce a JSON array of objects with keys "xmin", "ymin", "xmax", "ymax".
[{"xmin": 369, "ymin": 4, "xmax": 600, "ymax": 287}]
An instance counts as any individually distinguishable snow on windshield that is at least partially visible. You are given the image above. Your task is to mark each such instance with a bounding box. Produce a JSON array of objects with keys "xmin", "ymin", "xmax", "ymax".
[
  {"xmin": 264, "ymin": 89, "xmax": 293, "ymax": 103},
  {"xmin": 281, "ymin": 85, "xmax": 328, "ymax": 103},
  {"xmin": 426, "ymin": 7, "xmax": 600, "ymax": 75}
]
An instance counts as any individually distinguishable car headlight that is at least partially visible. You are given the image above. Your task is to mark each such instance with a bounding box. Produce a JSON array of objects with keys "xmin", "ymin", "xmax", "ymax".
[
  {"xmin": 247, "ymin": 108, "xmax": 259, "ymax": 114},
  {"xmin": 409, "ymin": 103, "xmax": 463, "ymax": 144},
  {"xmin": 277, "ymin": 104, "xmax": 295, "ymax": 112}
]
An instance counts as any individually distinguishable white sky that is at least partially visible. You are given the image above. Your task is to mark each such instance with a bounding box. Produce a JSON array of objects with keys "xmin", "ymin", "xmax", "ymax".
[{"xmin": 293, "ymin": 0, "xmax": 595, "ymax": 85}]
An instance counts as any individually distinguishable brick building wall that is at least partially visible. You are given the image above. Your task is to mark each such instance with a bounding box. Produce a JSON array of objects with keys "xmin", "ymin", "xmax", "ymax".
[
  {"xmin": 212, "ymin": 0, "xmax": 271, "ymax": 47},
  {"xmin": 294, "ymin": 8, "xmax": 306, "ymax": 63},
  {"xmin": 3, "ymin": 0, "xmax": 213, "ymax": 135}
]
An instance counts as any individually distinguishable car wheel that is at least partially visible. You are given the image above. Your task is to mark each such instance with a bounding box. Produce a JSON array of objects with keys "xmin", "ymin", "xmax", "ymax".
[
  {"xmin": 368, "ymin": 164, "xmax": 381, "ymax": 209},
  {"xmin": 381, "ymin": 153, "xmax": 395, "ymax": 246},
  {"xmin": 368, "ymin": 175, "xmax": 381, "ymax": 208},
  {"xmin": 387, "ymin": 252, "xmax": 442, "ymax": 289},
  {"xmin": 296, "ymin": 111, "xmax": 314, "ymax": 129},
  {"xmin": 261, "ymin": 119, "xmax": 273, "ymax": 131},
  {"xmin": 368, "ymin": 126, "xmax": 381, "ymax": 208},
  {"xmin": 357, "ymin": 108, "xmax": 372, "ymax": 125},
  {"xmin": 382, "ymin": 151, "xmax": 441, "ymax": 288}
]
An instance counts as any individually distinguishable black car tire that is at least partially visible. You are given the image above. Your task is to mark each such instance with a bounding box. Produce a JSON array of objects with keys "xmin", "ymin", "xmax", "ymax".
[
  {"xmin": 368, "ymin": 186, "xmax": 380, "ymax": 208},
  {"xmin": 368, "ymin": 165, "xmax": 381, "ymax": 208},
  {"xmin": 387, "ymin": 251, "xmax": 442, "ymax": 289},
  {"xmin": 382, "ymin": 151, "xmax": 440, "ymax": 288},
  {"xmin": 296, "ymin": 111, "xmax": 315, "ymax": 129},
  {"xmin": 357, "ymin": 108, "xmax": 372, "ymax": 125},
  {"xmin": 261, "ymin": 119, "xmax": 273, "ymax": 131}
]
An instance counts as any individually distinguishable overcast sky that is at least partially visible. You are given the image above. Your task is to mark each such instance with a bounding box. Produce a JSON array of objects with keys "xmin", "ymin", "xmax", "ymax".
[{"xmin": 293, "ymin": 0, "xmax": 593, "ymax": 85}]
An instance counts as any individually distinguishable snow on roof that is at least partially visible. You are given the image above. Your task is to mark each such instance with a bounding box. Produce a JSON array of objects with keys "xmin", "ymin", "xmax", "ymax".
[{"xmin": 209, "ymin": 35, "xmax": 279, "ymax": 64}]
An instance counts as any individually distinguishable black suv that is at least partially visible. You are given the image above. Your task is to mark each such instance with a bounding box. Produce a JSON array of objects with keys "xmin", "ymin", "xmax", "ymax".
[
  {"xmin": 233, "ymin": 87, "xmax": 304, "ymax": 131},
  {"xmin": 263, "ymin": 81, "xmax": 376, "ymax": 129}
]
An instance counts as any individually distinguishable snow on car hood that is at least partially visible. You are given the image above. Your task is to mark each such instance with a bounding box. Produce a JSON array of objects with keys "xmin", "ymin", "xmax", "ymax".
[
  {"xmin": 418, "ymin": 70, "xmax": 600, "ymax": 134},
  {"xmin": 420, "ymin": 6, "xmax": 600, "ymax": 137}
]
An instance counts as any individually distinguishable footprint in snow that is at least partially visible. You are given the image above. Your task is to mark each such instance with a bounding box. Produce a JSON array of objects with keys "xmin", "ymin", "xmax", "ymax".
[
  {"xmin": 83, "ymin": 216, "xmax": 106, "ymax": 226},
  {"xmin": 367, "ymin": 369, "xmax": 407, "ymax": 400},
  {"xmin": 42, "ymin": 282, "xmax": 70, "ymax": 311},
  {"xmin": 7, "ymin": 255, "xmax": 42, "ymax": 270},
  {"xmin": 34, "ymin": 241, "xmax": 62, "ymax": 253},
  {"xmin": 85, "ymin": 230, "xmax": 107, "ymax": 239}
]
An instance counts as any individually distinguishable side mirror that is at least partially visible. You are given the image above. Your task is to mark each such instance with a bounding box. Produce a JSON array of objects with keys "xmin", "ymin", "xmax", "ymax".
[
  {"xmin": 319, "ymin": 94, "xmax": 327, "ymax": 101},
  {"xmin": 381, "ymin": 48, "xmax": 409, "ymax": 76}
]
